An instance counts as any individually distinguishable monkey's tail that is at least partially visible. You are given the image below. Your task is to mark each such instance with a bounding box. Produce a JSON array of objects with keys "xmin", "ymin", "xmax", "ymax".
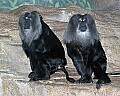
[{"xmin": 59, "ymin": 66, "xmax": 75, "ymax": 83}]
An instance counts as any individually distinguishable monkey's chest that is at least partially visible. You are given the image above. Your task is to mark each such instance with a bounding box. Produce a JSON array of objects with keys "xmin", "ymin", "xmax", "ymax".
[{"xmin": 75, "ymin": 31, "xmax": 94, "ymax": 46}]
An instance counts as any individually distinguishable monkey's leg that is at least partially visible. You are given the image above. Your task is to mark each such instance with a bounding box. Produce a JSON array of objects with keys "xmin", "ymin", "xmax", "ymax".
[
  {"xmin": 72, "ymin": 55, "xmax": 92, "ymax": 83},
  {"xmin": 83, "ymin": 53, "xmax": 93, "ymax": 83},
  {"xmin": 29, "ymin": 58, "xmax": 50, "ymax": 81},
  {"xmin": 68, "ymin": 48, "xmax": 91, "ymax": 83},
  {"xmin": 93, "ymin": 62, "xmax": 111, "ymax": 89},
  {"xmin": 28, "ymin": 55, "xmax": 40, "ymax": 80},
  {"xmin": 29, "ymin": 56, "xmax": 37, "ymax": 71},
  {"xmin": 93, "ymin": 41, "xmax": 107, "ymax": 79}
]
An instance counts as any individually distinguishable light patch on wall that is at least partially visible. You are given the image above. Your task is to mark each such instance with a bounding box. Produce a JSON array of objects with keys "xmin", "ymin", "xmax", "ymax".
[{"xmin": 59, "ymin": 10, "xmax": 72, "ymax": 22}]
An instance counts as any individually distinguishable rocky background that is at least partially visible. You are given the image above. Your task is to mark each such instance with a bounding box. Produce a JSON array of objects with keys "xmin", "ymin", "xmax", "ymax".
[
  {"xmin": 0, "ymin": 5, "xmax": 120, "ymax": 96},
  {"xmin": 93, "ymin": 0, "xmax": 120, "ymax": 11}
]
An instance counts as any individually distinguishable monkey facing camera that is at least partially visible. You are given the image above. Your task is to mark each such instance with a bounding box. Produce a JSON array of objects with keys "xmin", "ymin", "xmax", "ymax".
[{"xmin": 63, "ymin": 14, "xmax": 111, "ymax": 89}]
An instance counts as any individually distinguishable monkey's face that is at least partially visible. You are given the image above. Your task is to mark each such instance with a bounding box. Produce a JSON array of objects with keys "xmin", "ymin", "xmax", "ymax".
[
  {"xmin": 77, "ymin": 16, "xmax": 88, "ymax": 32},
  {"xmin": 64, "ymin": 14, "xmax": 98, "ymax": 44},
  {"xmin": 70, "ymin": 14, "xmax": 94, "ymax": 33},
  {"xmin": 24, "ymin": 12, "xmax": 32, "ymax": 29},
  {"xmin": 19, "ymin": 11, "xmax": 42, "ymax": 31},
  {"xmin": 19, "ymin": 11, "xmax": 43, "ymax": 42}
]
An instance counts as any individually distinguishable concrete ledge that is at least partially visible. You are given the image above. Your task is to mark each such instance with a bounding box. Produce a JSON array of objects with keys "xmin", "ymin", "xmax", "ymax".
[{"xmin": 0, "ymin": 73, "xmax": 120, "ymax": 96}]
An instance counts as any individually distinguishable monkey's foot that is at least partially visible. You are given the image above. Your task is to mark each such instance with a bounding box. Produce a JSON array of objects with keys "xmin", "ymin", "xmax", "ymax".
[
  {"xmin": 96, "ymin": 78, "xmax": 111, "ymax": 89},
  {"xmin": 28, "ymin": 72, "xmax": 50, "ymax": 81}
]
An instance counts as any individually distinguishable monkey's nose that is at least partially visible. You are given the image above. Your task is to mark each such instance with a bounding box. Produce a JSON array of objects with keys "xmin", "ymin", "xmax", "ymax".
[{"xmin": 80, "ymin": 26, "xmax": 87, "ymax": 32}]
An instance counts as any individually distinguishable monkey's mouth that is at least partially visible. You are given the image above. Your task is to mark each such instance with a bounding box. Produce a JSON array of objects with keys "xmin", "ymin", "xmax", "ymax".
[
  {"xmin": 24, "ymin": 14, "xmax": 31, "ymax": 29},
  {"xmin": 79, "ymin": 26, "xmax": 87, "ymax": 32},
  {"xmin": 24, "ymin": 20, "xmax": 30, "ymax": 29}
]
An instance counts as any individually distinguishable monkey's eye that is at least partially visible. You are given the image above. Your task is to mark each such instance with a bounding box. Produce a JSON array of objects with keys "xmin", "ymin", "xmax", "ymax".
[
  {"xmin": 79, "ymin": 18, "xmax": 82, "ymax": 21},
  {"xmin": 83, "ymin": 18, "xmax": 86, "ymax": 22},
  {"xmin": 24, "ymin": 16, "xmax": 31, "ymax": 20},
  {"xmin": 25, "ymin": 17, "xmax": 29, "ymax": 19}
]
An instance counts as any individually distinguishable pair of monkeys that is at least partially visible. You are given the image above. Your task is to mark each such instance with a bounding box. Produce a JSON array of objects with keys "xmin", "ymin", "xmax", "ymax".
[{"xmin": 19, "ymin": 11, "xmax": 111, "ymax": 89}]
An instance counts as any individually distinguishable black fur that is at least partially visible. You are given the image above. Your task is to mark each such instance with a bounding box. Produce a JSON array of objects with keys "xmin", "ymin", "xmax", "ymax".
[
  {"xmin": 19, "ymin": 11, "xmax": 75, "ymax": 82},
  {"xmin": 63, "ymin": 14, "xmax": 111, "ymax": 89}
]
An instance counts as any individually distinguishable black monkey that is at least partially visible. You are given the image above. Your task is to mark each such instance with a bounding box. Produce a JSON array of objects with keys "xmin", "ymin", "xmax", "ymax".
[
  {"xmin": 18, "ymin": 11, "xmax": 75, "ymax": 82},
  {"xmin": 63, "ymin": 14, "xmax": 111, "ymax": 89}
]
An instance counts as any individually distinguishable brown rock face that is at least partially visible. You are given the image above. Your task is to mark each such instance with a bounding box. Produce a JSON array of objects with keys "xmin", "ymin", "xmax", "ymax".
[
  {"xmin": 0, "ymin": 5, "xmax": 120, "ymax": 96},
  {"xmin": 93, "ymin": 0, "xmax": 120, "ymax": 11}
]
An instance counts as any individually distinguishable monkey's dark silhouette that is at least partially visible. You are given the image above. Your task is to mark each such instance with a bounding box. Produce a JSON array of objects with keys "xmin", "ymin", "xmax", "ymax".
[
  {"xmin": 19, "ymin": 11, "xmax": 75, "ymax": 83},
  {"xmin": 63, "ymin": 14, "xmax": 111, "ymax": 89}
]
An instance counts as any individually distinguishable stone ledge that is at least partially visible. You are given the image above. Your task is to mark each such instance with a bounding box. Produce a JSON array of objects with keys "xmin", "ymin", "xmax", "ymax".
[{"xmin": 0, "ymin": 72, "xmax": 120, "ymax": 96}]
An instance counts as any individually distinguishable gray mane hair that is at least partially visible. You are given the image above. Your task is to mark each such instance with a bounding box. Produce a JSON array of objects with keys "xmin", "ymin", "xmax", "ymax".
[
  {"xmin": 19, "ymin": 11, "xmax": 42, "ymax": 46},
  {"xmin": 63, "ymin": 14, "xmax": 100, "ymax": 45}
]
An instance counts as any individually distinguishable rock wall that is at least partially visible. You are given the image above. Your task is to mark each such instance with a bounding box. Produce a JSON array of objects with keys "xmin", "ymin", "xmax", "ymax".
[
  {"xmin": 93, "ymin": 0, "xmax": 119, "ymax": 10},
  {"xmin": 0, "ymin": 5, "xmax": 120, "ymax": 96},
  {"xmin": 1, "ymin": 5, "xmax": 119, "ymax": 72}
]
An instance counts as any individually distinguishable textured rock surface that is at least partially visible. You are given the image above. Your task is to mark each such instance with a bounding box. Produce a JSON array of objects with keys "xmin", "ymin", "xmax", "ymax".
[
  {"xmin": 0, "ymin": 5, "xmax": 120, "ymax": 96},
  {"xmin": 93, "ymin": 0, "xmax": 120, "ymax": 10}
]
